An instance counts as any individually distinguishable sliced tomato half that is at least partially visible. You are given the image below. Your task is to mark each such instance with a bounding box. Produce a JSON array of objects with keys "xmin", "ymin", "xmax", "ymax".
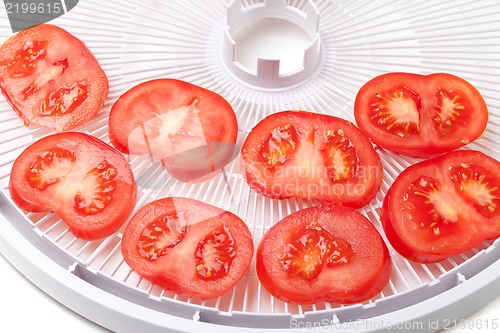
[
  {"xmin": 9, "ymin": 132, "xmax": 137, "ymax": 240},
  {"xmin": 0, "ymin": 24, "xmax": 109, "ymax": 131},
  {"xmin": 241, "ymin": 111, "xmax": 382, "ymax": 208},
  {"xmin": 108, "ymin": 79, "xmax": 238, "ymax": 182},
  {"xmin": 354, "ymin": 73, "xmax": 488, "ymax": 157},
  {"xmin": 121, "ymin": 197, "xmax": 254, "ymax": 299},
  {"xmin": 256, "ymin": 204, "xmax": 391, "ymax": 304},
  {"xmin": 381, "ymin": 150, "xmax": 500, "ymax": 263}
]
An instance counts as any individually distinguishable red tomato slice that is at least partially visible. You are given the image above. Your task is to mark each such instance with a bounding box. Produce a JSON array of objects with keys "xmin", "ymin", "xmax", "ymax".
[
  {"xmin": 121, "ymin": 197, "xmax": 254, "ymax": 299},
  {"xmin": 381, "ymin": 150, "xmax": 500, "ymax": 263},
  {"xmin": 0, "ymin": 24, "xmax": 109, "ymax": 131},
  {"xmin": 241, "ymin": 111, "xmax": 382, "ymax": 208},
  {"xmin": 256, "ymin": 204, "xmax": 391, "ymax": 304},
  {"xmin": 108, "ymin": 79, "xmax": 238, "ymax": 182},
  {"xmin": 354, "ymin": 73, "xmax": 488, "ymax": 158},
  {"xmin": 9, "ymin": 132, "xmax": 137, "ymax": 240}
]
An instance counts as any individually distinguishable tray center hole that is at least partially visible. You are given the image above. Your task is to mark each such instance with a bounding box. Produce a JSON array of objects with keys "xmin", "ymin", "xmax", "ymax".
[{"xmin": 231, "ymin": 18, "xmax": 313, "ymax": 74}]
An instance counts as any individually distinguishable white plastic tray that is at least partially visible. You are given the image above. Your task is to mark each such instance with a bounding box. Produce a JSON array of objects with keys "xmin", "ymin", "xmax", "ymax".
[{"xmin": 0, "ymin": 1, "xmax": 499, "ymax": 332}]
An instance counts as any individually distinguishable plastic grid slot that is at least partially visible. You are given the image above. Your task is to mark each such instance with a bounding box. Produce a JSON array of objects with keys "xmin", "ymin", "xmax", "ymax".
[{"xmin": 0, "ymin": 0, "xmax": 499, "ymax": 329}]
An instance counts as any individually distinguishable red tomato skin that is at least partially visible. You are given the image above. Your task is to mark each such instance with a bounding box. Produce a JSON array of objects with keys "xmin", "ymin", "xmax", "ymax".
[
  {"xmin": 0, "ymin": 24, "xmax": 109, "ymax": 131},
  {"xmin": 9, "ymin": 132, "xmax": 137, "ymax": 240},
  {"xmin": 108, "ymin": 79, "xmax": 238, "ymax": 182},
  {"xmin": 121, "ymin": 197, "xmax": 254, "ymax": 300},
  {"xmin": 381, "ymin": 150, "xmax": 500, "ymax": 263},
  {"xmin": 256, "ymin": 204, "xmax": 391, "ymax": 304},
  {"xmin": 354, "ymin": 73, "xmax": 488, "ymax": 158},
  {"xmin": 241, "ymin": 111, "xmax": 382, "ymax": 208}
]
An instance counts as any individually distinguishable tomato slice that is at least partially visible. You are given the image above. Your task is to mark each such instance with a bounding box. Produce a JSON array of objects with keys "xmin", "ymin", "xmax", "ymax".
[
  {"xmin": 354, "ymin": 73, "xmax": 488, "ymax": 158},
  {"xmin": 0, "ymin": 24, "xmax": 109, "ymax": 131},
  {"xmin": 108, "ymin": 79, "xmax": 238, "ymax": 182},
  {"xmin": 381, "ymin": 150, "xmax": 500, "ymax": 263},
  {"xmin": 121, "ymin": 197, "xmax": 254, "ymax": 299},
  {"xmin": 241, "ymin": 111, "xmax": 382, "ymax": 208},
  {"xmin": 9, "ymin": 132, "xmax": 137, "ymax": 240},
  {"xmin": 256, "ymin": 204, "xmax": 391, "ymax": 304}
]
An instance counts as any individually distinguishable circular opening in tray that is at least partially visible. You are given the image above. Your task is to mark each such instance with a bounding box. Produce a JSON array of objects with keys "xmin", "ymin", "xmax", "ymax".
[
  {"xmin": 223, "ymin": 0, "xmax": 322, "ymax": 89},
  {"xmin": 231, "ymin": 17, "xmax": 313, "ymax": 75}
]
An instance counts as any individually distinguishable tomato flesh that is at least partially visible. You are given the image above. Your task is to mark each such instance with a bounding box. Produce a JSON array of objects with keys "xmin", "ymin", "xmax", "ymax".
[
  {"xmin": 406, "ymin": 176, "xmax": 459, "ymax": 238},
  {"xmin": 10, "ymin": 132, "xmax": 137, "ymax": 240},
  {"xmin": 108, "ymin": 79, "xmax": 238, "ymax": 182},
  {"xmin": 121, "ymin": 197, "xmax": 253, "ymax": 299},
  {"xmin": 257, "ymin": 204, "xmax": 391, "ymax": 304},
  {"xmin": 382, "ymin": 150, "xmax": 500, "ymax": 263},
  {"xmin": 450, "ymin": 164, "xmax": 499, "ymax": 218},
  {"xmin": 195, "ymin": 226, "xmax": 236, "ymax": 280},
  {"xmin": 433, "ymin": 88, "xmax": 470, "ymax": 136},
  {"xmin": 26, "ymin": 147, "xmax": 119, "ymax": 216},
  {"xmin": 259, "ymin": 124, "xmax": 299, "ymax": 167},
  {"xmin": 322, "ymin": 129, "xmax": 358, "ymax": 182},
  {"xmin": 73, "ymin": 160, "xmax": 118, "ymax": 215},
  {"xmin": 241, "ymin": 111, "xmax": 382, "ymax": 208},
  {"xmin": 280, "ymin": 224, "xmax": 354, "ymax": 280},
  {"xmin": 27, "ymin": 148, "xmax": 76, "ymax": 190},
  {"xmin": 6, "ymin": 40, "xmax": 48, "ymax": 77},
  {"xmin": 0, "ymin": 24, "xmax": 108, "ymax": 131},
  {"xmin": 370, "ymin": 85, "xmax": 421, "ymax": 137},
  {"xmin": 355, "ymin": 73, "xmax": 488, "ymax": 157},
  {"xmin": 138, "ymin": 213, "xmax": 187, "ymax": 261},
  {"xmin": 36, "ymin": 82, "xmax": 87, "ymax": 116}
]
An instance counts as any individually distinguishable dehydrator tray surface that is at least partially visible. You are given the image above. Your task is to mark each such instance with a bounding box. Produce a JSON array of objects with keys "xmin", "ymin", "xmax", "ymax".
[{"xmin": 0, "ymin": 1, "xmax": 499, "ymax": 332}]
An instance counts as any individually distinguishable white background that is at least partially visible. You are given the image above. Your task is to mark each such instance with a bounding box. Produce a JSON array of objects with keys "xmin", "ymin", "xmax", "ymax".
[{"xmin": 0, "ymin": 253, "xmax": 498, "ymax": 332}]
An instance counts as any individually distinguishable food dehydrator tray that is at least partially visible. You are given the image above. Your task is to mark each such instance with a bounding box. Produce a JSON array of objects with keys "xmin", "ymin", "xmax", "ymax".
[{"xmin": 0, "ymin": 0, "xmax": 499, "ymax": 332}]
